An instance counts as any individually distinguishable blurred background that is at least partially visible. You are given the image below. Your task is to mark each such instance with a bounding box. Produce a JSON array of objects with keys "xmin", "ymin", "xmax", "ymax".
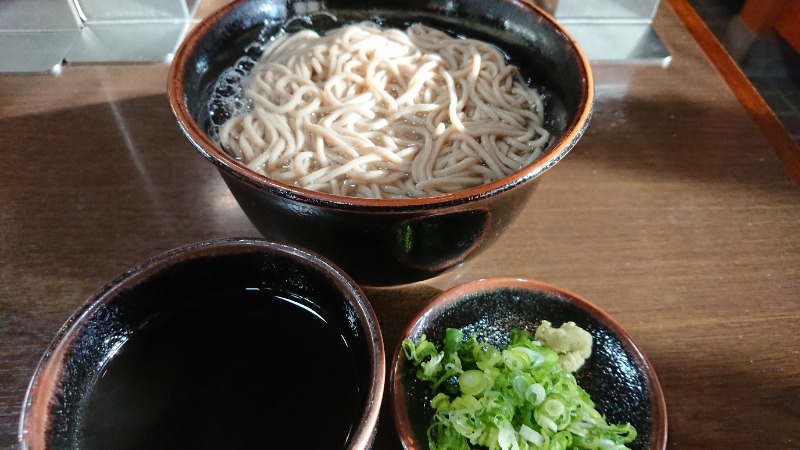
[
  {"xmin": 1, "ymin": 0, "xmax": 798, "ymax": 142},
  {"xmin": 687, "ymin": 0, "xmax": 800, "ymax": 144}
]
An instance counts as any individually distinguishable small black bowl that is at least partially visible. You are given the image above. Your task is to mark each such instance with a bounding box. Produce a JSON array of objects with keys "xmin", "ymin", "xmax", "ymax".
[
  {"xmin": 19, "ymin": 238, "xmax": 385, "ymax": 450},
  {"xmin": 168, "ymin": 0, "xmax": 593, "ymax": 286},
  {"xmin": 391, "ymin": 277, "xmax": 667, "ymax": 450}
]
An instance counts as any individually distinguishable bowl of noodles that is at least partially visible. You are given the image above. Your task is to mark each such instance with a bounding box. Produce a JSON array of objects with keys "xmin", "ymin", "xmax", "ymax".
[{"xmin": 168, "ymin": 0, "xmax": 593, "ymax": 286}]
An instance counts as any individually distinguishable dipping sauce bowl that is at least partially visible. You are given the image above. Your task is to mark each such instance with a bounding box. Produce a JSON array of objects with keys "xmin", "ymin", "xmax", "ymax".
[{"xmin": 19, "ymin": 238, "xmax": 385, "ymax": 450}]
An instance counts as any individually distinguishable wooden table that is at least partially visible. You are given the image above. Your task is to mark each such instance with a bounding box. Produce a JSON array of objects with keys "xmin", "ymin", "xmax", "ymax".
[{"xmin": 1, "ymin": 1, "xmax": 798, "ymax": 448}]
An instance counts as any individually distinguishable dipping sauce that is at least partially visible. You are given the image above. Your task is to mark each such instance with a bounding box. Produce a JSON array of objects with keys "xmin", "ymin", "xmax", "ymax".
[{"xmin": 79, "ymin": 287, "xmax": 362, "ymax": 450}]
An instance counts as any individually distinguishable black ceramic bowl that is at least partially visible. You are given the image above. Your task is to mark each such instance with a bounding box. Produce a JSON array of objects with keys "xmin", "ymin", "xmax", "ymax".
[
  {"xmin": 391, "ymin": 278, "xmax": 667, "ymax": 450},
  {"xmin": 19, "ymin": 238, "xmax": 384, "ymax": 450},
  {"xmin": 168, "ymin": 0, "xmax": 593, "ymax": 286}
]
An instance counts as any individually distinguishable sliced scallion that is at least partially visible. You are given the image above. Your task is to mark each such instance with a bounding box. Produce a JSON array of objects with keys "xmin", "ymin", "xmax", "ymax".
[{"xmin": 402, "ymin": 328, "xmax": 637, "ymax": 450}]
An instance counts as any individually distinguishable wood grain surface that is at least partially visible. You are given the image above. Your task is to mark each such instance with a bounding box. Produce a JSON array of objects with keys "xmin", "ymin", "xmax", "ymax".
[{"xmin": 1, "ymin": 1, "xmax": 798, "ymax": 449}]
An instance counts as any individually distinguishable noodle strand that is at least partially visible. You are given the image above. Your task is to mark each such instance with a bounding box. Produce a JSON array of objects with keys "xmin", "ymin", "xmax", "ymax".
[{"xmin": 217, "ymin": 22, "xmax": 549, "ymax": 199}]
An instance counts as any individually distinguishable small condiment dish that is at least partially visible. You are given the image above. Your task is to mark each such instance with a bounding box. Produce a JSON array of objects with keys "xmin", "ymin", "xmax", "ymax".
[
  {"xmin": 390, "ymin": 277, "xmax": 667, "ymax": 450},
  {"xmin": 19, "ymin": 238, "xmax": 385, "ymax": 450}
]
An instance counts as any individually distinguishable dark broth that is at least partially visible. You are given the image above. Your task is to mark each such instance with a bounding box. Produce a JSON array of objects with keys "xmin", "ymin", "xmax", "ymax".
[{"xmin": 78, "ymin": 287, "xmax": 362, "ymax": 450}]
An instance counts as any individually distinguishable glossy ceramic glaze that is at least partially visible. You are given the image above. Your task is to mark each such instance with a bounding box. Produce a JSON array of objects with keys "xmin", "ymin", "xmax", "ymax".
[
  {"xmin": 168, "ymin": 0, "xmax": 593, "ymax": 286},
  {"xmin": 391, "ymin": 278, "xmax": 667, "ymax": 450},
  {"xmin": 18, "ymin": 238, "xmax": 384, "ymax": 450}
]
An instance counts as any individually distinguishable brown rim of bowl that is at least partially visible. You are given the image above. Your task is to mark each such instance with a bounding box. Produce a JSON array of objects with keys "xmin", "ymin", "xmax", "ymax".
[
  {"xmin": 167, "ymin": 0, "xmax": 594, "ymax": 211},
  {"xmin": 390, "ymin": 277, "xmax": 668, "ymax": 450}
]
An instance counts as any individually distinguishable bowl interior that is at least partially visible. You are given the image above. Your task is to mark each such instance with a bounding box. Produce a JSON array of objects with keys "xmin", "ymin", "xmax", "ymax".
[
  {"xmin": 21, "ymin": 239, "xmax": 384, "ymax": 450},
  {"xmin": 391, "ymin": 279, "xmax": 667, "ymax": 450},
  {"xmin": 175, "ymin": 0, "xmax": 591, "ymax": 197}
]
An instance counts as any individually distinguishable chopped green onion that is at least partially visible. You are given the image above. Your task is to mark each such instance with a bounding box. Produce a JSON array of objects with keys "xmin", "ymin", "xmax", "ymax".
[
  {"xmin": 402, "ymin": 328, "xmax": 637, "ymax": 450},
  {"xmin": 459, "ymin": 370, "xmax": 489, "ymax": 396}
]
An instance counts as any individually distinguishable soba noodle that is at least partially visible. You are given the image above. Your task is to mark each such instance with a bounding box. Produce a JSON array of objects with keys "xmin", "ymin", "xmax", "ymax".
[{"xmin": 217, "ymin": 22, "xmax": 550, "ymax": 199}]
